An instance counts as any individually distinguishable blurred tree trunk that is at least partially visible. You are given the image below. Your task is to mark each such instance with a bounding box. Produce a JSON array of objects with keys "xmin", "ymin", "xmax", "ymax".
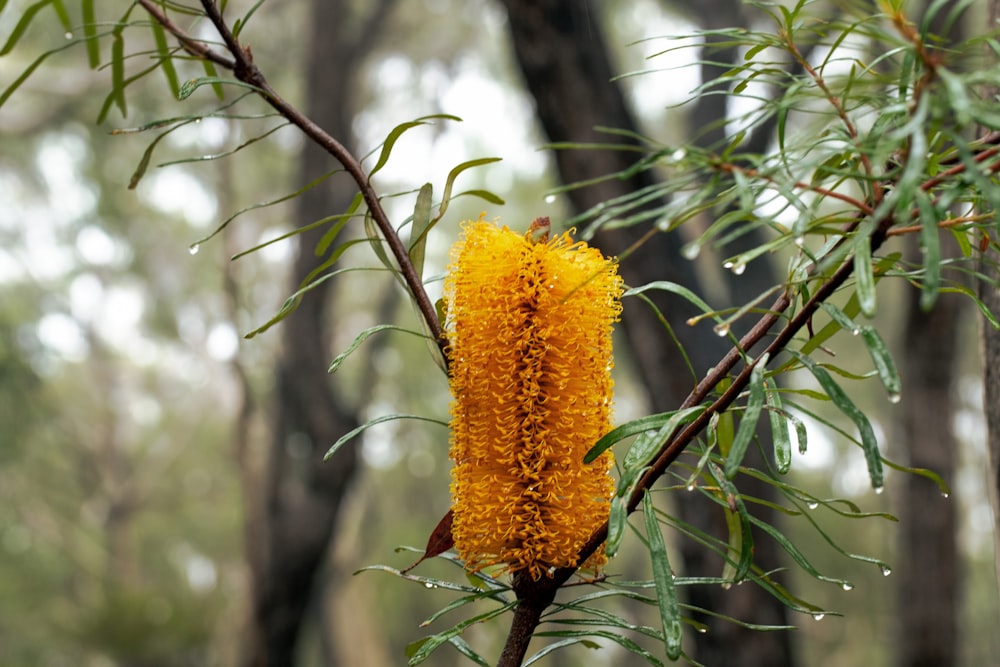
[
  {"xmin": 497, "ymin": 1, "xmax": 794, "ymax": 665},
  {"xmin": 241, "ymin": 1, "xmax": 396, "ymax": 665},
  {"xmin": 981, "ymin": 0, "xmax": 1000, "ymax": 591},
  {"xmin": 895, "ymin": 243, "xmax": 961, "ymax": 667},
  {"xmin": 893, "ymin": 7, "xmax": 966, "ymax": 667}
]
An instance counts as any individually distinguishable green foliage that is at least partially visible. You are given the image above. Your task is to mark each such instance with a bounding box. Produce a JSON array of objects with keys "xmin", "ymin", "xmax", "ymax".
[{"xmin": 2, "ymin": 0, "xmax": 999, "ymax": 665}]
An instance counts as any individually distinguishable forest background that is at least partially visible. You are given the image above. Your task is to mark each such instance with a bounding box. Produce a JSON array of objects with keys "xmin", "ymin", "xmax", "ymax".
[{"xmin": 1, "ymin": 0, "xmax": 1000, "ymax": 666}]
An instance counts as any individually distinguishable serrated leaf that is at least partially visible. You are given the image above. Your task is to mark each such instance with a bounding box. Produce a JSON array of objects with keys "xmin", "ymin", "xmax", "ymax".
[
  {"xmin": 328, "ymin": 324, "xmax": 430, "ymax": 374},
  {"xmin": 324, "ymin": 414, "xmax": 447, "ymax": 461},
  {"xmin": 724, "ymin": 353, "xmax": 769, "ymax": 479},
  {"xmin": 642, "ymin": 491, "xmax": 682, "ymax": 661}
]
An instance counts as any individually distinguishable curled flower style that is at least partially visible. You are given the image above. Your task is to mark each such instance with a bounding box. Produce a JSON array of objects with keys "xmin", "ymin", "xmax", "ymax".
[{"xmin": 445, "ymin": 216, "xmax": 622, "ymax": 580}]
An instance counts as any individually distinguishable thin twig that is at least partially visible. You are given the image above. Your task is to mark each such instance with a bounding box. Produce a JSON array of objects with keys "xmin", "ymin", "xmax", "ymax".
[{"xmin": 138, "ymin": 0, "xmax": 448, "ymax": 362}]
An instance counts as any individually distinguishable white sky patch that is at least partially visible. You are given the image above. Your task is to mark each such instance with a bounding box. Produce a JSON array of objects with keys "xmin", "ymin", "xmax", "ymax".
[
  {"xmin": 206, "ymin": 322, "xmax": 239, "ymax": 361},
  {"xmin": 35, "ymin": 133, "xmax": 98, "ymax": 225},
  {"xmin": 36, "ymin": 312, "xmax": 88, "ymax": 362},
  {"xmin": 68, "ymin": 272, "xmax": 104, "ymax": 323},
  {"xmin": 76, "ymin": 224, "xmax": 127, "ymax": 266},
  {"xmin": 141, "ymin": 169, "xmax": 218, "ymax": 227},
  {"xmin": 95, "ymin": 283, "xmax": 145, "ymax": 350}
]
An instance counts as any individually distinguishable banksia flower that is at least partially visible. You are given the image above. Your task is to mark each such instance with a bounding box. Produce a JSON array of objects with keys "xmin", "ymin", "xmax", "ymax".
[{"xmin": 444, "ymin": 216, "xmax": 622, "ymax": 580}]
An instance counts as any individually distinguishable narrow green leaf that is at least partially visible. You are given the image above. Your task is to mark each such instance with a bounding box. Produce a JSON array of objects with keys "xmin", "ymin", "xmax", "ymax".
[
  {"xmin": 50, "ymin": 0, "xmax": 71, "ymax": 34},
  {"xmin": 201, "ymin": 60, "xmax": 225, "ymax": 99},
  {"xmin": 408, "ymin": 183, "xmax": 434, "ymax": 280},
  {"xmin": 81, "ymin": 0, "xmax": 100, "ymax": 68},
  {"xmin": 624, "ymin": 281, "xmax": 725, "ymax": 327},
  {"xmin": 446, "ymin": 637, "xmax": 490, "ymax": 667},
  {"xmin": 436, "ymin": 157, "xmax": 502, "ymax": 221},
  {"xmin": 789, "ymin": 351, "xmax": 883, "ymax": 490},
  {"xmin": 0, "ymin": 39, "xmax": 78, "ymax": 109},
  {"xmin": 620, "ymin": 406, "xmax": 707, "ymax": 485},
  {"xmin": 128, "ymin": 121, "xmax": 196, "ymax": 189},
  {"xmin": 0, "ymin": 0, "xmax": 52, "ymax": 56},
  {"xmin": 584, "ymin": 412, "xmax": 673, "ymax": 463},
  {"xmin": 859, "ymin": 326, "xmax": 901, "ymax": 400},
  {"xmin": 765, "ymin": 379, "xmax": 792, "ymax": 474},
  {"xmin": 605, "ymin": 496, "xmax": 628, "ymax": 557},
  {"xmin": 454, "ymin": 188, "xmax": 505, "ymax": 205},
  {"xmin": 324, "ymin": 414, "xmax": 448, "ymax": 461},
  {"xmin": 111, "ymin": 32, "xmax": 127, "ymax": 117},
  {"xmin": 709, "ymin": 463, "xmax": 754, "ymax": 584},
  {"xmin": 534, "ymin": 630, "xmax": 665, "ymax": 667},
  {"xmin": 150, "ymin": 21, "xmax": 181, "ymax": 99},
  {"xmin": 749, "ymin": 513, "xmax": 853, "ymax": 589},
  {"xmin": 407, "ymin": 602, "xmax": 517, "ymax": 665},
  {"xmin": 316, "ymin": 192, "xmax": 362, "ymax": 256},
  {"xmin": 364, "ymin": 212, "xmax": 401, "ymax": 282},
  {"xmin": 524, "ymin": 639, "xmax": 600, "ymax": 665},
  {"xmin": 643, "ymin": 491, "xmax": 682, "ymax": 661},
  {"xmin": 328, "ymin": 324, "xmax": 430, "ymax": 374},
  {"xmin": 725, "ymin": 353, "xmax": 769, "ymax": 479},
  {"xmin": 368, "ymin": 114, "xmax": 461, "ymax": 180},
  {"xmin": 232, "ymin": 0, "xmax": 267, "ymax": 39},
  {"xmin": 853, "ymin": 234, "xmax": 876, "ymax": 318}
]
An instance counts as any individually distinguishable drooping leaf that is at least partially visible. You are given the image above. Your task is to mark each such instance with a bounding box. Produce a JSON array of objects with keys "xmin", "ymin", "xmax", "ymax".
[
  {"xmin": 328, "ymin": 324, "xmax": 431, "ymax": 374},
  {"xmin": 724, "ymin": 353, "xmax": 769, "ymax": 479},
  {"xmin": 408, "ymin": 183, "xmax": 434, "ymax": 280},
  {"xmin": 401, "ymin": 510, "xmax": 454, "ymax": 574},
  {"xmin": 642, "ymin": 491, "xmax": 682, "ymax": 661},
  {"xmin": 765, "ymin": 379, "xmax": 792, "ymax": 473},
  {"xmin": 367, "ymin": 114, "xmax": 462, "ymax": 180},
  {"xmin": 324, "ymin": 414, "xmax": 448, "ymax": 461},
  {"xmin": 788, "ymin": 351, "xmax": 883, "ymax": 490}
]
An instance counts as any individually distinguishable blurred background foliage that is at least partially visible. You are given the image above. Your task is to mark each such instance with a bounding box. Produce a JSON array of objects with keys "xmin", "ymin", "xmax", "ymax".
[{"xmin": 0, "ymin": 0, "xmax": 998, "ymax": 665}]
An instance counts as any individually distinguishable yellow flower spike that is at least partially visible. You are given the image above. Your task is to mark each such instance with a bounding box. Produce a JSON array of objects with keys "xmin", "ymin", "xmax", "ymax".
[{"xmin": 445, "ymin": 216, "xmax": 623, "ymax": 580}]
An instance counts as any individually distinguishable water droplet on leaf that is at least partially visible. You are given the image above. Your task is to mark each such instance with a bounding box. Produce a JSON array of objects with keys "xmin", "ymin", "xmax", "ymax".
[
  {"xmin": 681, "ymin": 244, "xmax": 701, "ymax": 260},
  {"xmin": 812, "ymin": 613, "xmax": 825, "ymax": 621},
  {"xmin": 880, "ymin": 565, "xmax": 892, "ymax": 577},
  {"xmin": 841, "ymin": 582, "xmax": 854, "ymax": 591},
  {"xmin": 424, "ymin": 582, "xmax": 437, "ymax": 589},
  {"xmin": 807, "ymin": 501, "xmax": 819, "ymax": 510},
  {"xmin": 189, "ymin": 244, "xmax": 200, "ymax": 255},
  {"xmin": 874, "ymin": 485, "xmax": 884, "ymax": 495},
  {"xmin": 888, "ymin": 392, "xmax": 901, "ymax": 404},
  {"xmin": 544, "ymin": 194, "xmax": 556, "ymax": 204},
  {"xmin": 64, "ymin": 32, "xmax": 73, "ymax": 40},
  {"xmin": 941, "ymin": 491, "xmax": 950, "ymax": 499}
]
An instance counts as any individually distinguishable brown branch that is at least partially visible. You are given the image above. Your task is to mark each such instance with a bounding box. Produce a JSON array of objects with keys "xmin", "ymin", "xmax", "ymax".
[
  {"xmin": 138, "ymin": 0, "xmax": 448, "ymax": 363},
  {"xmin": 136, "ymin": 0, "xmax": 235, "ymax": 69}
]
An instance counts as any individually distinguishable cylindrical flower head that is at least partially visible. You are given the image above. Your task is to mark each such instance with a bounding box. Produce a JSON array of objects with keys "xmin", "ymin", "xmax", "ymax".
[{"xmin": 444, "ymin": 218, "xmax": 622, "ymax": 580}]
